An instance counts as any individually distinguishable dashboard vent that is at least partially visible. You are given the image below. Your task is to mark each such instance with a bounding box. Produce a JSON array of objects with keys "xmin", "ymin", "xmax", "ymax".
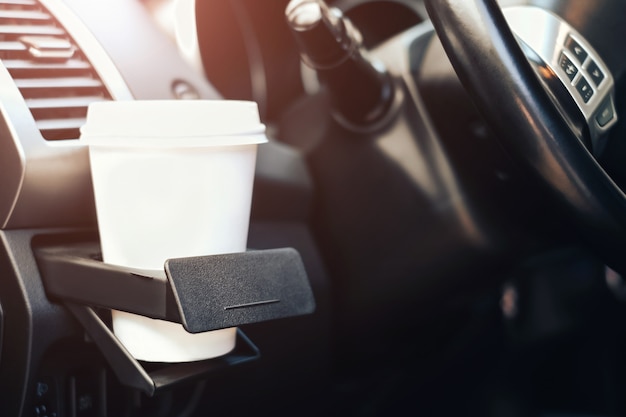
[{"xmin": 0, "ymin": 0, "xmax": 111, "ymax": 140}]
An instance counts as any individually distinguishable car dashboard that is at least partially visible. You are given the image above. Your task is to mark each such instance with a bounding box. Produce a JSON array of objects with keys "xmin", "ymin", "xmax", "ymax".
[{"xmin": 1, "ymin": 0, "xmax": 626, "ymax": 416}]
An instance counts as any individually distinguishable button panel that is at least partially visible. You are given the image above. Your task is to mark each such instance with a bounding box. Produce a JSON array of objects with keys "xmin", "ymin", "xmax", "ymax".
[
  {"xmin": 549, "ymin": 31, "xmax": 616, "ymax": 149},
  {"xmin": 504, "ymin": 6, "xmax": 618, "ymax": 156},
  {"xmin": 557, "ymin": 35, "xmax": 603, "ymax": 103}
]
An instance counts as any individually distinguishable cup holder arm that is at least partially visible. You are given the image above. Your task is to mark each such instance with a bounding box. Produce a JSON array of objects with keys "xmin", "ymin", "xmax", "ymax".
[
  {"xmin": 34, "ymin": 242, "xmax": 315, "ymax": 395},
  {"xmin": 66, "ymin": 302, "xmax": 260, "ymax": 396}
]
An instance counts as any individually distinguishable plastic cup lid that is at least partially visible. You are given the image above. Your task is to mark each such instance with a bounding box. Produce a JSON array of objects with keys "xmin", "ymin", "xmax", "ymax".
[{"xmin": 80, "ymin": 100, "xmax": 267, "ymax": 147}]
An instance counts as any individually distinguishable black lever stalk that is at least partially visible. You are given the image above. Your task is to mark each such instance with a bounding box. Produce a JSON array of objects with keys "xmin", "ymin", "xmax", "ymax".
[{"xmin": 286, "ymin": 0, "xmax": 395, "ymax": 128}]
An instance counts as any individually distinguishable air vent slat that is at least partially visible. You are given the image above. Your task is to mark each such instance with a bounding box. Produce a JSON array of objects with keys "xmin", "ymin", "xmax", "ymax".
[
  {"xmin": 26, "ymin": 96, "xmax": 108, "ymax": 109},
  {"xmin": 3, "ymin": 59, "xmax": 91, "ymax": 78},
  {"xmin": 0, "ymin": 25, "xmax": 64, "ymax": 36},
  {"xmin": 0, "ymin": 10, "xmax": 51, "ymax": 21},
  {"xmin": 36, "ymin": 117, "xmax": 86, "ymax": 130},
  {"xmin": 14, "ymin": 77, "xmax": 103, "ymax": 89},
  {"xmin": 36, "ymin": 117, "xmax": 87, "ymax": 140},
  {"xmin": 3, "ymin": 59, "xmax": 90, "ymax": 70},
  {"xmin": 0, "ymin": 0, "xmax": 38, "ymax": 6},
  {"xmin": 0, "ymin": 41, "xmax": 27, "ymax": 51},
  {"xmin": 0, "ymin": 0, "xmax": 112, "ymax": 140}
]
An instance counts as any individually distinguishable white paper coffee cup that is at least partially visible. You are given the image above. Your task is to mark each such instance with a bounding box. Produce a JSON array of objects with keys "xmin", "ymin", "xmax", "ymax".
[{"xmin": 81, "ymin": 100, "xmax": 267, "ymax": 362}]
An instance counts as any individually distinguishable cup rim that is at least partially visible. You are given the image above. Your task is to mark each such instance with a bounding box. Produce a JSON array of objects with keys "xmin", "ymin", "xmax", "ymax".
[
  {"xmin": 80, "ymin": 100, "xmax": 267, "ymax": 147},
  {"xmin": 82, "ymin": 132, "xmax": 267, "ymax": 148}
]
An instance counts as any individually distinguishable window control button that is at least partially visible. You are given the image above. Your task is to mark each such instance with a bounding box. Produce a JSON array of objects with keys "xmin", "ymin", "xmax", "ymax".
[
  {"xmin": 586, "ymin": 59, "xmax": 605, "ymax": 86},
  {"xmin": 565, "ymin": 35, "xmax": 588, "ymax": 63},
  {"xmin": 576, "ymin": 76, "xmax": 594, "ymax": 103},
  {"xmin": 559, "ymin": 52, "xmax": 578, "ymax": 81}
]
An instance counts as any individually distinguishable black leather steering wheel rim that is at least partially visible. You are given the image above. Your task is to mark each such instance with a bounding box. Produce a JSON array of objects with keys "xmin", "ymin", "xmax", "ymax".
[{"xmin": 424, "ymin": 0, "xmax": 626, "ymax": 272}]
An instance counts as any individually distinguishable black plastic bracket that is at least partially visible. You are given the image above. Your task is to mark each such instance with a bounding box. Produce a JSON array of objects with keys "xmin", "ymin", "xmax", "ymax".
[
  {"xmin": 33, "ymin": 242, "xmax": 316, "ymax": 396},
  {"xmin": 65, "ymin": 303, "xmax": 260, "ymax": 396},
  {"xmin": 36, "ymin": 243, "xmax": 315, "ymax": 332}
]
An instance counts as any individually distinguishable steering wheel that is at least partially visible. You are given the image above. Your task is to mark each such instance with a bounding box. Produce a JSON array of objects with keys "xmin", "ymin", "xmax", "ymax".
[{"xmin": 423, "ymin": 0, "xmax": 626, "ymax": 273}]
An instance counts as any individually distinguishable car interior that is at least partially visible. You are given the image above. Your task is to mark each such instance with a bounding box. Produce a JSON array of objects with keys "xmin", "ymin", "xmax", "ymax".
[{"xmin": 1, "ymin": 0, "xmax": 626, "ymax": 416}]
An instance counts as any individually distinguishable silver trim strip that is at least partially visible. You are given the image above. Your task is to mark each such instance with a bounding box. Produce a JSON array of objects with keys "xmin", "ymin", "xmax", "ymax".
[
  {"xmin": 0, "ymin": 0, "xmax": 133, "ymax": 228},
  {"xmin": 0, "ymin": 65, "xmax": 28, "ymax": 229},
  {"xmin": 39, "ymin": 0, "xmax": 133, "ymax": 104}
]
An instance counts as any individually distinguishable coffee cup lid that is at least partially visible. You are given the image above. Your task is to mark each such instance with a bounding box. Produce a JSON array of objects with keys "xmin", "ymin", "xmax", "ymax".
[{"xmin": 80, "ymin": 100, "xmax": 267, "ymax": 147}]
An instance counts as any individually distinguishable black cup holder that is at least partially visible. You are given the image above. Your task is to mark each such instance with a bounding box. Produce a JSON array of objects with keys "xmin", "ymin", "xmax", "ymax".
[{"xmin": 34, "ymin": 242, "xmax": 315, "ymax": 396}]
